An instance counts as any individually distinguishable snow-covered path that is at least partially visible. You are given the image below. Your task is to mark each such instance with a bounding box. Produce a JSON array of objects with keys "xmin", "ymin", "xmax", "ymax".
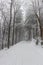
[{"xmin": 0, "ymin": 41, "xmax": 43, "ymax": 65}]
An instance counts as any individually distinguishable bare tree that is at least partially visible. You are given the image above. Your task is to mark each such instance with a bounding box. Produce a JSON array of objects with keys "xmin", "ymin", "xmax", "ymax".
[
  {"xmin": 2, "ymin": 17, "xmax": 6, "ymax": 49},
  {"xmin": 31, "ymin": 0, "xmax": 43, "ymax": 42},
  {"xmin": 12, "ymin": 1, "xmax": 23, "ymax": 45},
  {"xmin": 0, "ymin": 1, "xmax": 8, "ymax": 49},
  {"xmin": 7, "ymin": 0, "xmax": 13, "ymax": 48}
]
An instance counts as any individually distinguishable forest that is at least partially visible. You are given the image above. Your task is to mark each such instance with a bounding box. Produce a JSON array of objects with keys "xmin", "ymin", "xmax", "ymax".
[{"xmin": 0, "ymin": 0, "xmax": 43, "ymax": 49}]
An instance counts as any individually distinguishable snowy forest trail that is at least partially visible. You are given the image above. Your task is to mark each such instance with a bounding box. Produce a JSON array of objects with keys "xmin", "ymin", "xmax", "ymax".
[{"xmin": 0, "ymin": 41, "xmax": 43, "ymax": 65}]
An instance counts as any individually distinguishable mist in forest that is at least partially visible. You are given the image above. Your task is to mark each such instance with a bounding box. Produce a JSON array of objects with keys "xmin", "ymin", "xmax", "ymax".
[{"xmin": 0, "ymin": 0, "xmax": 43, "ymax": 49}]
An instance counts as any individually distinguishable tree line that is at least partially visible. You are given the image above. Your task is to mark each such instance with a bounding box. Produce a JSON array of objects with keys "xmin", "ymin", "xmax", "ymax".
[{"xmin": 0, "ymin": 0, "xmax": 43, "ymax": 49}]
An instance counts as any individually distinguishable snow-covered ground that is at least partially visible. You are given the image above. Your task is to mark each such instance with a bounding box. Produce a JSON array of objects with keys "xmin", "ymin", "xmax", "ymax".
[{"xmin": 0, "ymin": 40, "xmax": 43, "ymax": 65}]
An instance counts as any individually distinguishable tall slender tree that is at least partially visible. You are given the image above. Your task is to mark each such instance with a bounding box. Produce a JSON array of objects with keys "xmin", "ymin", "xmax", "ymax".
[
  {"xmin": 12, "ymin": 1, "xmax": 23, "ymax": 45},
  {"xmin": 7, "ymin": 0, "xmax": 13, "ymax": 48}
]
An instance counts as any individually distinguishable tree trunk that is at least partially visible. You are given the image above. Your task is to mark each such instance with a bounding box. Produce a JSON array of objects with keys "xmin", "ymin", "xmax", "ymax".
[
  {"xmin": 7, "ymin": 0, "xmax": 12, "ymax": 48},
  {"xmin": 2, "ymin": 17, "xmax": 6, "ymax": 49},
  {"xmin": 12, "ymin": 11, "xmax": 16, "ymax": 45},
  {"xmin": 15, "ymin": 27, "xmax": 17, "ymax": 44},
  {"xmin": 36, "ymin": 18, "xmax": 42, "ymax": 45}
]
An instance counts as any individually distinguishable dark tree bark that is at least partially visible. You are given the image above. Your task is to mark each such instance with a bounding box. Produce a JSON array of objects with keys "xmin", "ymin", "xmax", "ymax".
[
  {"xmin": 15, "ymin": 27, "xmax": 17, "ymax": 44},
  {"xmin": 12, "ymin": 11, "xmax": 16, "ymax": 45},
  {"xmin": 2, "ymin": 17, "xmax": 6, "ymax": 49},
  {"xmin": 32, "ymin": 0, "xmax": 42, "ymax": 40},
  {"xmin": 7, "ymin": 0, "xmax": 12, "ymax": 48},
  {"xmin": 12, "ymin": 2, "xmax": 23, "ymax": 45}
]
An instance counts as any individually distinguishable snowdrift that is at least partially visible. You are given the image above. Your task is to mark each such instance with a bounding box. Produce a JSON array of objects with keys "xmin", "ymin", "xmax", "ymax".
[{"xmin": 0, "ymin": 40, "xmax": 43, "ymax": 65}]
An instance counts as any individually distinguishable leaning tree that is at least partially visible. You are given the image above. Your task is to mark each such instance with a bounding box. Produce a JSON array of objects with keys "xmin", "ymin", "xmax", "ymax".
[{"xmin": 30, "ymin": 0, "xmax": 43, "ymax": 43}]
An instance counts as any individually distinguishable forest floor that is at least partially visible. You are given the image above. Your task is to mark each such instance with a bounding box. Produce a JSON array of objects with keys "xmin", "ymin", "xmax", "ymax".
[{"xmin": 0, "ymin": 39, "xmax": 43, "ymax": 65}]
